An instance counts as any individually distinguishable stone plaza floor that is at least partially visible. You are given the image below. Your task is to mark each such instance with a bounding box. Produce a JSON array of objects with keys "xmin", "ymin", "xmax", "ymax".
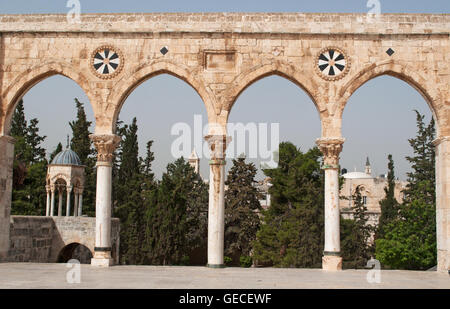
[{"xmin": 0, "ymin": 263, "xmax": 448, "ymax": 289}]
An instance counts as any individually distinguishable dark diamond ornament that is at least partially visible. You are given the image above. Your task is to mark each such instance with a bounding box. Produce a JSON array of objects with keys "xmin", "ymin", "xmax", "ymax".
[
  {"xmin": 386, "ymin": 48, "xmax": 395, "ymax": 56},
  {"xmin": 160, "ymin": 47, "xmax": 169, "ymax": 55}
]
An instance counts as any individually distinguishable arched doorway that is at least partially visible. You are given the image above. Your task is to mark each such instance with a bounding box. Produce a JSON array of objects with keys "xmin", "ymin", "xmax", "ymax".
[{"xmin": 57, "ymin": 243, "xmax": 93, "ymax": 264}]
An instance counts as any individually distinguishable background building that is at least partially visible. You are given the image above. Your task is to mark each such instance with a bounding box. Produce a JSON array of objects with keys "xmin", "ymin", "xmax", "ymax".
[{"xmin": 339, "ymin": 157, "xmax": 407, "ymax": 226}]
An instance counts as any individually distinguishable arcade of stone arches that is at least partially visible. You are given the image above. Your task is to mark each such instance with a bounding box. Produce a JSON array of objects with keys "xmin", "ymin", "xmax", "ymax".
[{"xmin": 0, "ymin": 13, "xmax": 448, "ymax": 272}]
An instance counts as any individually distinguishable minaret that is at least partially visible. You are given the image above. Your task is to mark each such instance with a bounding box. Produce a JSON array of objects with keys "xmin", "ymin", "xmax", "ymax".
[
  {"xmin": 365, "ymin": 156, "xmax": 372, "ymax": 176},
  {"xmin": 189, "ymin": 149, "xmax": 200, "ymax": 174}
]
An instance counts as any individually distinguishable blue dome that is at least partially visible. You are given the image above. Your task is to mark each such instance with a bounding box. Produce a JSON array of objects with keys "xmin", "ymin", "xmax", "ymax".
[{"xmin": 51, "ymin": 149, "xmax": 82, "ymax": 166}]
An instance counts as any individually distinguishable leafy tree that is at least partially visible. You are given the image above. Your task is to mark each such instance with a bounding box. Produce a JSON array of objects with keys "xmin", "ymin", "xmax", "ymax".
[
  {"xmin": 376, "ymin": 111, "xmax": 436, "ymax": 270},
  {"xmin": 253, "ymin": 142, "xmax": 324, "ymax": 268},
  {"xmin": 376, "ymin": 154, "xmax": 400, "ymax": 240},
  {"xmin": 224, "ymin": 156, "xmax": 263, "ymax": 265}
]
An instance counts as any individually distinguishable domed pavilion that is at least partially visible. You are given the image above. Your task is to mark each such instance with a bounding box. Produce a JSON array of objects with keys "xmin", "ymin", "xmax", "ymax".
[{"xmin": 45, "ymin": 143, "xmax": 85, "ymax": 217}]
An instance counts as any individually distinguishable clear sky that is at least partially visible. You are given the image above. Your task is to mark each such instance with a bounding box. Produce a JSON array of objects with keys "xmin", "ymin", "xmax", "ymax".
[
  {"xmin": 1, "ymin": 1, "xmax": 447, "ymax": 180},
  {"xmin": 0, "ymin": 0, "xmax": 448, "ymax": 14}
]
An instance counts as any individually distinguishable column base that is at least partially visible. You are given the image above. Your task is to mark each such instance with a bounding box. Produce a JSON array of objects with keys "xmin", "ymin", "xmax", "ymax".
[
  {"xmin": 91, "ymin": 251, "xmax": 114, "ymax": 267},
  {"xmin": 207, "ymin": 264, "xmax": 225, "ymax": 269},
  {"xmin": 322, "ymin": 255, "xmax": 342, "ymax": 271}
]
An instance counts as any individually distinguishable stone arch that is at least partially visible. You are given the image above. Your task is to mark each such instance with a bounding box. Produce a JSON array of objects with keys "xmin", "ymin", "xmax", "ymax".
[
  {"xmin": 49, "ymin": 173, "xmax": 71, "ymax": 187},
  {"xmin": 107, "ymin": 60, "xmax": 218, "ymax": 133},
  {"xmin": 224, "ymin": 63, "xmax": 324, "ymax": 123},
  {"xmin": 56, "ymin": 242, "xmax": 94, "ymax": 264},
  {"xmin": 337, "ymin": 60, "xmax": 444, "ymax": 135},
  {"xmin": 1, "ymin": 61, "xmax": 98, "ymax": 136}
]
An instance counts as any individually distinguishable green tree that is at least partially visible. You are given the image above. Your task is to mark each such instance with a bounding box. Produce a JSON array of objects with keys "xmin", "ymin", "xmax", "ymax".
[
  {"xmin": 69, "ymin": 98, "xmax": 93, "ymax": 164},
  {"xmin": 49, "ymin": 143, "xmax": 63, "ymax": 163},
  {"xmin": 376, "ymin": 111, "xmax": 436, "ymax": 270},
  {"xmin": 253, "ymin": 142, "xmax": 324, "ymax": 268},
  {"xmin": 376, "ymin": 154, "xmax": 400, "ymax": 240},
  {"xmin": 113, "ymin": 117, "xmax": 146, "ymax": 265},
  {"xmin": 26, "ymin": 118, "xmax": 46, "ymax": 163},
  {"xmin": 224, "ymin": 156, "xmax": 262, "ymax": 266},
  {"xmin": 10, "ymin": 99, "xmax": 47, "ymax": 215},
  {"xmin": 150, "ymin": 158, "xmax": 208, "ymax": 265},
  {"xmin": 11, "ymin": 99, "xmax": 27, "ymax": 138},
  {"xmin": 341, "ymin": 185, "xmax": 374, "ymax": 268},
  {"xmin": 69, "ymin": 99, "xmax": 96, "ymax": 216}
]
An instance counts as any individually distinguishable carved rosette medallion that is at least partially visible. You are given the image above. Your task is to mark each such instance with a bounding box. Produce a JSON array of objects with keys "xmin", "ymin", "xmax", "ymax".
[
  {"xmin": 91, "ymin": 46, "xmax": 124, "ymax": 79},
  {"xmin": 315, "ymin": 47, "xmax": 350, "ymax": 81},
  {"xmin": 89, "ymin": 134, "xmax": 121, "ymax": 163},
  {"xmin": 316, "ymin": 138, "xmax": 345, "ymax": 169}
]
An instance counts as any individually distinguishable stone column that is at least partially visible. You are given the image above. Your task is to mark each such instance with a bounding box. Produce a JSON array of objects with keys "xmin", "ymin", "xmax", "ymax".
[
  {"xmin": 433, "ymin": 136, "xmax": 450, "ymax": 273},
  {"xmin": 45, "ymin": 185, "xmax": 51, "ymax": 217},
  {"xmin": 316, "ymin": 137, "xmax": 345, "ymax": 271},
  {"xmin": 57, "ymin": 187, "xmax": 63, "ymax": 216},
  {"xmin": 66, "ymin": 186, "xmax": 72, "ymax": 217},
  {"xmin": 50, "ymin": 185, "xmax": 56, "ymax": 217},
  {"xmin": 90, "ymin": 134, "xmax": 121, "ymax": 267},
  {"xmin": 0, "ymin": 135, "xmax": 15, "ymax": 260},
  {"xmin": 205, "ymin": 134, "xmax": 231, "ymax": 268},
  {"xmin": 73, "ymin": 190, "xmax": 79, "ymax": 217},
  {"xmin": 78, "ymin": 191, "xmax": 83, "ymax": 217}
]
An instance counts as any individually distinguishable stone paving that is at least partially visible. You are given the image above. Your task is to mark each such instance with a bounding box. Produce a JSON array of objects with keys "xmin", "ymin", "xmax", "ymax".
[{"xmin": 0, "ymin": 263, "xmax": 448, "ymax": 289}]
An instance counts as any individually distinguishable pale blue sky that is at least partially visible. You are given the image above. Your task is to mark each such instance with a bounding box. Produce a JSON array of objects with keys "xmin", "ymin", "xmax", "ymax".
[{"xmin": 1, "ymin": 1, "xmax": 447, "ymax": 180}]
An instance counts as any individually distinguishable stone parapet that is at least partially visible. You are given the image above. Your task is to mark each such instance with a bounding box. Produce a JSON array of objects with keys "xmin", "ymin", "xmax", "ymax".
[{"xmin": 0, "ymin": 13, "xmax": 448, "ymax": 35}]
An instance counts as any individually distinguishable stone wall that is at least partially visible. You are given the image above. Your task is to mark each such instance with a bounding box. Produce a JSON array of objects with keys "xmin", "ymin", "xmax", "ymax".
[{"xmin": 6, "ymin": 216, "xmax": 120, "ymax": 264}]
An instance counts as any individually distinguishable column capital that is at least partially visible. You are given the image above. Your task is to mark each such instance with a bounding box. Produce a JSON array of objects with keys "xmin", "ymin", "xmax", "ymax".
[
  {"xmin": 205, "ymin": 135, "xmax": 232, "ymax": 164},
  {"xmin": 50, "ymin": 184, "xmax": 56, "ymax": 192},
  {"xmin": 432, "ymin": 136, "xmax": 449, "ymax": 147},
  {"xmin": 89, "ymin": 134, "xmax": 121, "ymax": 164},
  {"xmin": 66, "ymin": 185, "xmax": 73, "ymax": 193},
  {"xmin": 316, "ymin": 137, "xmax": 345, "ymax": 168},
  {"xmin": 0, "ymin": 135, "xmax": 16, "ymax": 145}
]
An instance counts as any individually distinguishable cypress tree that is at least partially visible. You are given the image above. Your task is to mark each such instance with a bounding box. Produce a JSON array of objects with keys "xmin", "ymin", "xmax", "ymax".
[
  {"xmin": 10, "ymin": 99, "xmax": 47, "ymax": 215},
  {"xmin": 224, "ymin": 156, "xmax": 263, "ymax": 266},
  {"xmin": 150, "ymin": 157, "xmax": 208, "ymax": 265},
  {"xmin": 11, "ymin": 99, "xmax": 27, "ymax": 138},
  {"xmin": 49, "ymin": 143, "xmax": 63, "ymax": 162},
  {"xmin": 341, "ymin": 185, "xmax": 374, "ymax": 268},
  {"xmin": 69, "ymin": 98, "xmax": 92, "ymax": 164},
  {"xmin": 69, "ymin": 98, "xmax": 96, "ymax": 216},
  {"xmin": 376, "ymin": 154, "xmax": 400, "ymax": 240},
  {"xmin": 114, "ymin": 117, "xmax": 146, "ymax": 264}
]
